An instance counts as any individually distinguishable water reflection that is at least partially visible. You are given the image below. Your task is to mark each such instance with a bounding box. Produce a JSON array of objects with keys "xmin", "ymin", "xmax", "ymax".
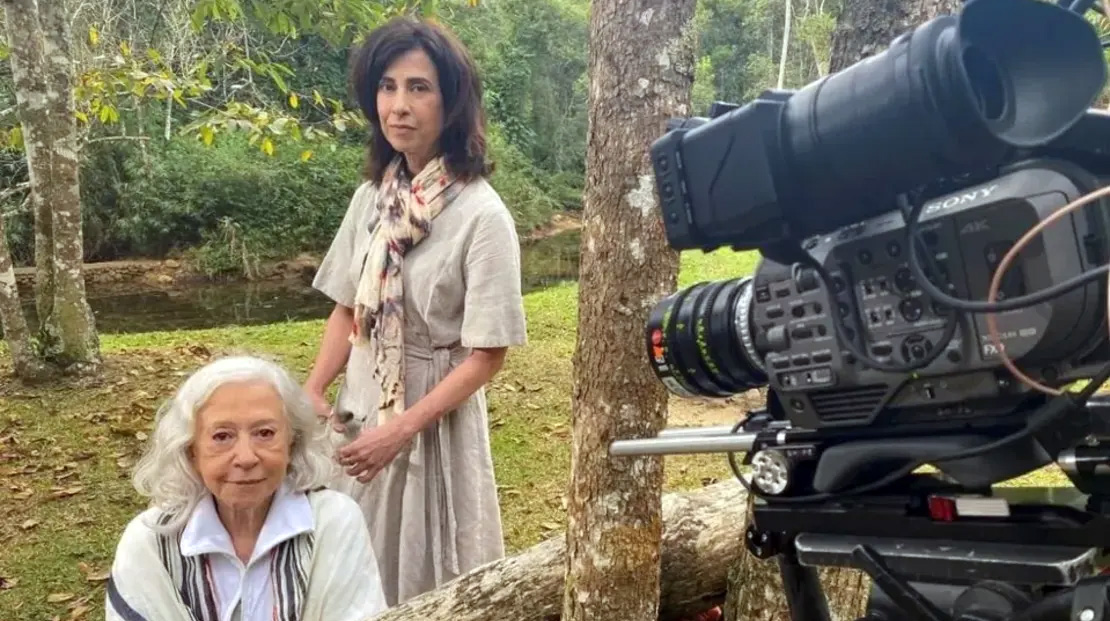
[{"xmin": 8, "ymin": 229, "xmax": 581, "ymax": 335}]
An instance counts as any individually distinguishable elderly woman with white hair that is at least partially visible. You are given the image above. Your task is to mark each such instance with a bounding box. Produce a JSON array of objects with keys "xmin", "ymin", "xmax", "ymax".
[{"xmin": 105, "ymin": 355, "xmax": 388, "ymax": 621}]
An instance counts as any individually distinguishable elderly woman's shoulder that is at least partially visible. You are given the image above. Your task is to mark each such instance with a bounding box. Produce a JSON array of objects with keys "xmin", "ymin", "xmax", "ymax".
[
  {"xmin": 305, "ymin": 488, "xmax": 365, "ymax": 529},
  {"xmin": 113, "ymin": 507, "xmax": 177, "ymax": 555}
]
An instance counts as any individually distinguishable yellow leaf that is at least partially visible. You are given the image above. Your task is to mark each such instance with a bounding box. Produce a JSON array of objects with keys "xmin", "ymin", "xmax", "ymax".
[
  {"xmin": 313, "ymin": 90, "xmax": 324, "ymax": 106},
  {"xmin": 75, "ymin": 110, "xmax": 88, "ymax": 123},
  {"xmin": 261, "ymin": 137, "xmax": 275, "ymax": 156},
  {"xmin": 88, "ymin": 26, "xmax": 99, "ymax": 46},
  {"xmin": 119, "ymin": 41, "xmax": 131, "ymax": 57},
  {"xmin": 47, "ymin": 592, "xmax": 74, "ymax": 604},
  {"xmin": 300, "ymin": 149, "xmax": 313, "ymax": 162},
  {"xmin": 201, "ymin": 126, "xmax": 214, "ymax": 146},
  {"xmin": 288, "ymin": 92, "xmax": 299, "ymax": 109}
]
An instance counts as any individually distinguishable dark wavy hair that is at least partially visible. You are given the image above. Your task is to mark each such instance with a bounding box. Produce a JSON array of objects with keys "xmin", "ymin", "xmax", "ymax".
[{"xmin": 349, "ymin": 17, "xmax": 492, "ymax": 184}]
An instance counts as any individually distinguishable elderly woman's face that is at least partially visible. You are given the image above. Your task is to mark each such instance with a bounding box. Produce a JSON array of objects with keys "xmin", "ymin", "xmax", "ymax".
[
  {"xmin": 377, "ymin": 48, "xmax": 444, "ymax": 165},
  {"xmin": 191, "ymin": 380, "xmax": 291, "ymax": 512}
]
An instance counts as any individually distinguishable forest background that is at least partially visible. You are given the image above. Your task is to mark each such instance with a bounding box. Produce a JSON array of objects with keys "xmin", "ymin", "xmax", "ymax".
[{"xmin": 0, "ymin": 0, "xmax": 836, "ymax": 277}]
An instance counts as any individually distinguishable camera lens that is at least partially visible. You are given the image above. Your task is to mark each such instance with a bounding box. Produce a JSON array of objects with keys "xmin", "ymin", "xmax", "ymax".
[{"xmin": 645, "ymin": 277, "xmax": 767, "ymax": 398}]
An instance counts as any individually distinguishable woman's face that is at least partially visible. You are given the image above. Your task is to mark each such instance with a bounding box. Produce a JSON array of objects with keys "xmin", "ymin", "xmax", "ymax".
[
  {"xmin": 377, "ymin": 47, "xmax": 444, "ymax": 170},
  {"xmin": 191, "ymin": 380, "xmax": 291, "ymax": 513}
]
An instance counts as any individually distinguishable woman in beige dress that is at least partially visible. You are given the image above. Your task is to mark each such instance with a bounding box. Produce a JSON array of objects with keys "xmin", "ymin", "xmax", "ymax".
[{"xmin": 303, "ymin": 17, "xmax": 527, "ymax": 607}]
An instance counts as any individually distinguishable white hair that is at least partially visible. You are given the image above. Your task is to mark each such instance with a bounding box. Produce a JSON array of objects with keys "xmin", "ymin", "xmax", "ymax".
[{"xmin": 132, "ymin": 355, "xmax": 337, "ymax": 533}]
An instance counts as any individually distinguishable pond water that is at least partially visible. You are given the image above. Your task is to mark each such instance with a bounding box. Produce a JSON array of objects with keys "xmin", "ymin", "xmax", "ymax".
[{"xmin": 12, "ymin": 229, "xmax": 581, "ymax": 335}]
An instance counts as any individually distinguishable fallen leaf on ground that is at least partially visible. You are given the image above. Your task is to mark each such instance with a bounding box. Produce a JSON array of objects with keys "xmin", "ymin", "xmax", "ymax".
[
  {"xmin": 541, "ymin": 521, "xmax": 562, "ymax": 530},
  {"xmin": 20, "ymin": 519, "xmax": 38, "ymax": 530},
  {"xmin": 50, "ymin": 486, "xmax": 84, "ymax": 499},
  {"xmin": 47, "ymin": 592, "xmax": 74, "ymax": 603},
  {"xmin": 69, "ymin": 604, "xmax": 90, "ymax": 618},
  {"xmin": 0, "ymin": 576, "xmax": 17, "ymax": 589}
]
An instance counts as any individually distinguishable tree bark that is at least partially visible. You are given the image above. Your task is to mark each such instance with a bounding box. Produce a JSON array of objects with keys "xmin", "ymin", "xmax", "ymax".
[
  {"xmin": 0, "ymin": 202, "xmax": 47, "ymax": 380},
  {"xmin": 370, "ymin": 481, "xmax": 749, "ymax": 621},
  {"xmin": 2, "ymin": 0, "xmax": 55, "ymax": 334},
  {"xmin": 828, "ymin": 0, "xmax": 961, "ymax": 73},
  {"xmin": 4, "ymin": 0, "xmax": 99, "ymax": 372},
  {"xmin": 39, "ymin": 0, "xmax": 100, "ymax": 371},
  {"xmin": 562, "ymin": 1, "xmax": 697, "ymax": 619}
]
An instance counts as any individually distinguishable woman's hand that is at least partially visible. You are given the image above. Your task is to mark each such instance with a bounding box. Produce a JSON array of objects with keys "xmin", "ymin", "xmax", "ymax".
[
  {"xmin": 307, "ymin": 389, "xmax": 332, "ymax": 425},
  {"xmin": 337, "ymin": 418, "xmax": 414, "ymax": 483}
]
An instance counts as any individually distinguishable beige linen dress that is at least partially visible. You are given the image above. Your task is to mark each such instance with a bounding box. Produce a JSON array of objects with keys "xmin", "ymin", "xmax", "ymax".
[{"xmin": 312, "ymin": 176, "xmax": 528, "ymax": 606}]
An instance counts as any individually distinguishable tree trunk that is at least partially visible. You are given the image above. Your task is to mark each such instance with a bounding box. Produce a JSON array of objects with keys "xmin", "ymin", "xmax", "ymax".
[
  {"xmin": 370, "ymin": 481, "xmax": 749, "ymax": 621},
  {"xmin": 0, "ymin": 203, "xmax": 47, "ymax": 380},
  {"xmin": 39, "ymin": 0, "xmax": 100, "ymax": 371},
  {"xmin": 2, "ymin": 0, "xmax": 55, "ymax": 337},
  {"xmin": 828, "ymin": 0, "xmax": 961, "ymax": 73},
  {"xmin": 3, "ymin": 0, "xmax": 100, "ymax": 372},
  {"xmin": 562, "ymin": 1, "xmax": 697, "ymax": 619}
]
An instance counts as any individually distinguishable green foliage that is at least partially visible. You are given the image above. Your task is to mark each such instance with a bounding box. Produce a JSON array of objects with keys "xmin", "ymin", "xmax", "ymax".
[
  {"xmin": 453, "ymin": 0, "xmax": 589, "ymax": 177},
  {"xmin": 122, "ymin": 138, "xmax": 362, "ymax": 261},
  {"xmin": 487, "ymin": 124, "xmax": 563, "ymax": 233},
  {"xmin": 190, "ymin": 0, "xmax": 438, "ymax": 47},
  {"xmin": 2, "ymin": 119, "xmax": 567, "ymax": 270}
]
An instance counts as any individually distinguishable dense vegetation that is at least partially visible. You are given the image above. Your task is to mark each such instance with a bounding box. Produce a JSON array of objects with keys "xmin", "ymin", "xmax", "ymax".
[{"xmin": 0, "ymin": 0, "xmax": 839, "ymax": 276}]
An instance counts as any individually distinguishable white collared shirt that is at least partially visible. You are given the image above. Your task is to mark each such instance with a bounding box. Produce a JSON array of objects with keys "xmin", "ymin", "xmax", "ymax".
[{"xmin": 179, "ymin": 483, "xmax": 313, "ymax": 621}]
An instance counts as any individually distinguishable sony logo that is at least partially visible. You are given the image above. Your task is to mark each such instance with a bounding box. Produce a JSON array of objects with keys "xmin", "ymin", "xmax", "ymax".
[{"xmin": 923, "ymin": 183, "xmax": 999, "ymax": 217}]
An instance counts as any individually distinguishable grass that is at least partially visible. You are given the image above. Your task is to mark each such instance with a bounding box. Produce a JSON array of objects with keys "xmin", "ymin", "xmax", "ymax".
[{"xmin": 0, "ymin": 245, "xmax": 1071, "ymax": 619}]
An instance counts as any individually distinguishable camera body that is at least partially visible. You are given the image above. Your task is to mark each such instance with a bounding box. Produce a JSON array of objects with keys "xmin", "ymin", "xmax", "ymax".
[
  {"xmin": 629, "ymin": 0, "xmax": 1110, "ymax": 617},
  {"xmin": 647, "ymin": 153, "xmax": 1110, "ymax": 429},
  {"xmin": 760, "ymin": 161, "xmax": 1105, "ymax": 430},
  {"xmin": 644, "ymin": 0, "xmax": 1110, "ymax": 436}
]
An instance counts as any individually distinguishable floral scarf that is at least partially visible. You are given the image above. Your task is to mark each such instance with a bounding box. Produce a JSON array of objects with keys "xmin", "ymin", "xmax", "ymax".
[{"xmin": 351, "ymin": 155, "xmax": 458, "ymax": 426}]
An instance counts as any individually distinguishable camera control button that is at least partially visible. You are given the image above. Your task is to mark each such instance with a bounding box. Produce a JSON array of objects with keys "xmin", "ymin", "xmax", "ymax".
[
  {"xmin": 766, "ymin": 326, "xmax": 791, "ymax": 351},
  {"xmin": 795, "ymin": 268, "xmax": 820, "ymax": 292},
  {"xmin": 871, "ymin": 342, "xmax": 894, "ymax": 357},
  {"xmin": 791, "ymin": 326, "xmax": 814, "ymax": 339}
]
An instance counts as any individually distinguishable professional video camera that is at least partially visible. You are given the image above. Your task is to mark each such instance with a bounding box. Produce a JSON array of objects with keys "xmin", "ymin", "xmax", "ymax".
[{"xmin": 611, "ymin": 0, "xmax": 1110, "ymax": 618}]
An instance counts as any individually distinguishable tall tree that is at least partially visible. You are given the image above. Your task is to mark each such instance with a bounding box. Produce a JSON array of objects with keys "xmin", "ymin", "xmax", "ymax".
[
  {"xmin": 3, "ymin": 0, "xmax": 100, "ymax": 374},
  {"xmin": 828, "ymin": 0, "xmax": 959, "ymax": 72},
  {"xmin": 0, "ymin": 186, "xmax": 45, "ymax": 379},
  {"xmin": 562, "ymin": 1, "xmax": 696, "ymax": 619}
]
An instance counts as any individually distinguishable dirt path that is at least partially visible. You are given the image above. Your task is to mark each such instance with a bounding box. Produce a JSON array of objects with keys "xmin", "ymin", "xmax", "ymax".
[{"xmin": 666, "ymin": 390, "xmax": 767, "ymax": 428}]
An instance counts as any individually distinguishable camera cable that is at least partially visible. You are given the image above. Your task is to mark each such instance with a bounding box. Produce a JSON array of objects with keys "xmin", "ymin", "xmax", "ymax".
[{"xmin": 902, "ymin": 187, "xmax": 1110, "ymax": 315}]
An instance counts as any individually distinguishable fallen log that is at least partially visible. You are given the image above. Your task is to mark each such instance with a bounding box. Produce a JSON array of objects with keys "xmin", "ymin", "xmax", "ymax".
[{"xmin": 368, "ymin": 479, "xmax": 751, "ymax": 621}]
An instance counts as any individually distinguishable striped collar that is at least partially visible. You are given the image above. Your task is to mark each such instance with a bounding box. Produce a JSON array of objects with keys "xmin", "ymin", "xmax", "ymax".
[{"xmin": 180, "ymin": 482, "xmax": 314, "ymax": 566}]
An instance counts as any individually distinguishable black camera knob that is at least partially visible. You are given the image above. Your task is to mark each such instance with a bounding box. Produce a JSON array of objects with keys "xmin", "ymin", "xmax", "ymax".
[
  {"xmin": 796, "ymin": 268, "xmax": 820, "ymax": 292},
  {"xmin": 766, "ymin": 325, "xmax": 791, "ymax": 351}
]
